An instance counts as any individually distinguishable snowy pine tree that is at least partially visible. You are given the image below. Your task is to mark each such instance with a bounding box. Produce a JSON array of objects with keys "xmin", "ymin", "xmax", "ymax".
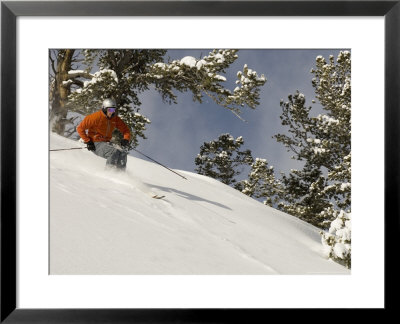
[
  {"xmin": 56, "ymin": 49, "xmax": 266, "ymax": 147},
  {"xmin": 236, "ymin": 51, "xmax": 351, "ymax": 267},
  {"xmin": 66, "ymin": 50, "xmax": 166, "ymax": 148},
  {"xmin": 321, "ymin": 210, "xmax": 351, "ymax": 268},
  {"xmin": 240, "ymin": 158, "xmax": 282, "ymax": 207},
  {"xmin": 195, "ymin": 134, "xmax": 253, "ymax": 189},
  {"xmin": 273, "ymin": 51, "xmax": 351, "ymax": 229},
  {"xmin": 147, "ymin": 50, "xmax": 267, "ymax": 120}
]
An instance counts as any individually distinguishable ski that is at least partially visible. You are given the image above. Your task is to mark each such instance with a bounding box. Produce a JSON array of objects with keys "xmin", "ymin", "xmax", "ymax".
[{"xmin": 151, "ymin": 194, "xmax": 166, "ymax": 199}]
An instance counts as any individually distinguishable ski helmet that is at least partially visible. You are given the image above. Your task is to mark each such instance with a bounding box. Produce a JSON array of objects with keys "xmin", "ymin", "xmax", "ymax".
[{"xmin": 102, "ymin": 98, "xmax": 117, "ymax": 116}]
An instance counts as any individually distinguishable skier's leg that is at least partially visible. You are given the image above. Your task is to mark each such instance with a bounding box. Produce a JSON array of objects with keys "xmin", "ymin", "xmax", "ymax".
[
  {"xmin": 116, "ymin": 151, "xmax": 128, "ymax": 170},
  {"xmin": 93, "ymin": 142, "xmax": 120, "ymax": 167}
]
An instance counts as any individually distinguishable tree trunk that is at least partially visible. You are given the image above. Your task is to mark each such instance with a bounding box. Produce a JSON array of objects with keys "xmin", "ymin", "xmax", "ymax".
[{"xmin": 50, "ymin": 49, "xmax": 75, "ymax": 135}]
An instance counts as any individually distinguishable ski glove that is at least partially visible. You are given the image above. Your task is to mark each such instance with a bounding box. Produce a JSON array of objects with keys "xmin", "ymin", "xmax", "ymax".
[
  {"xmin": 121, "ymin": 139, "xmax": 129, "ymax": 148},
  {"xmin": 86, "ymin": 141, "xmax": 96, "ymax": 151}
]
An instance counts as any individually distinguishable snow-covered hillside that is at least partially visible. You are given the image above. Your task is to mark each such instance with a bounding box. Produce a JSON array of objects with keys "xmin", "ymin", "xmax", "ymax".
[{"xmin": 50, "ymin": 133, "xmax": 349, "ymax": 275}]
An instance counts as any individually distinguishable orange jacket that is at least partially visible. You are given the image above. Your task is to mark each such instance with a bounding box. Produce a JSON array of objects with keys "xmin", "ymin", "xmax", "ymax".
[{"xmin": 77, "ymin": 110, "xmax": 131, "ymax": 143}]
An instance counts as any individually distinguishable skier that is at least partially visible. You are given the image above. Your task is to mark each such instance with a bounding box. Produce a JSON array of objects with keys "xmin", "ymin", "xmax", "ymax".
[{"xmin": 77, "ymin": 98, "xmax": 131, "ymax": 170}]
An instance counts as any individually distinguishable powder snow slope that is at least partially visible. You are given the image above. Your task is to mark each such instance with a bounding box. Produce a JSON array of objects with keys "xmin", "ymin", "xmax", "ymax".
[{"xmin": 50, "ymin": 133, "xmax": 349, "ymax": 275}]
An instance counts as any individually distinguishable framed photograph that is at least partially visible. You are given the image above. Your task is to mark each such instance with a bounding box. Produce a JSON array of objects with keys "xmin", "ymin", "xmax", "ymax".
[{"xmin": 1, "ymin": 0, "xmax": 397, "ymax": 322}]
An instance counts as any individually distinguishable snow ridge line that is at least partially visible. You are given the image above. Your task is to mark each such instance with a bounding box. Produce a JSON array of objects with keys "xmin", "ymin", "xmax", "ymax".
[
  {"xmin": 181, "ymin": 198, "xmax": 279, "ymax": 274},
  {"xmin": 221, "ymin": 237, "xmax": 280, "ymax": 274}
]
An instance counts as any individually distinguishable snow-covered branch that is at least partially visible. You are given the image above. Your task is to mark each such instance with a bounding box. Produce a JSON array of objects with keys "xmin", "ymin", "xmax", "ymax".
[
  {"xmin": 67, "ymin": 70, "xmax": 93, "ymax": 80},
  {"xmin": 147, "ymin": 49, "xmax": 267, "ymax": 119}
]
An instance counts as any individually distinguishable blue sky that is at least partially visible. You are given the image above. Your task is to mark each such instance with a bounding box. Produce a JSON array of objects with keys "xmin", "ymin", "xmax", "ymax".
[{"xmin": 134, "ymin": 49, "xmax": 344, "ymax": 176}]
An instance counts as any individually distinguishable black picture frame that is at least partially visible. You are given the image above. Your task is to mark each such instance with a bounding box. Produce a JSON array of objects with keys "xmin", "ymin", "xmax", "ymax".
[{"xmin": 1, "ymin": 0, "xmax": 398, "ymax": 322}]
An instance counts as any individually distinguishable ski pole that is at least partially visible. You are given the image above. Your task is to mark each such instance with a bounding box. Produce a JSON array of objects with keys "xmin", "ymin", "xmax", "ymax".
[
  {"xmin": 132, "ymin": 148, "xmax": 188, "ymax": 180},
  {"xmin": 50, "ymin": 147, "xmax": 84, "ymax": 152}
]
